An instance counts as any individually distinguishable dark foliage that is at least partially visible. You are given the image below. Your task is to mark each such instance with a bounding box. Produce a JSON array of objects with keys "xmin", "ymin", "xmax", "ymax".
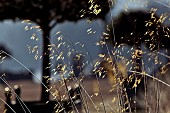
[
  {"xmin": 0, "ymin": 0, "xmax": 110, "ymax": 25},
  {"xmin": 108, "ymin": 10, "xmax": 170, "ymax": 50}
]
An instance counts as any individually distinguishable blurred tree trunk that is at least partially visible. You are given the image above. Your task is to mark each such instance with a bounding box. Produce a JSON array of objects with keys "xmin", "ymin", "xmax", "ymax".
[{"xmin": 41, "ymin": 24, "xmax": 51, "ymax": 102}]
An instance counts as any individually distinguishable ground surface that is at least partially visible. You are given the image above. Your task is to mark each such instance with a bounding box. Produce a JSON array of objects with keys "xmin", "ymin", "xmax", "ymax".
[{"xmin": 0, "ymin": 78, "xmax": 143, "ymax": 113}]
